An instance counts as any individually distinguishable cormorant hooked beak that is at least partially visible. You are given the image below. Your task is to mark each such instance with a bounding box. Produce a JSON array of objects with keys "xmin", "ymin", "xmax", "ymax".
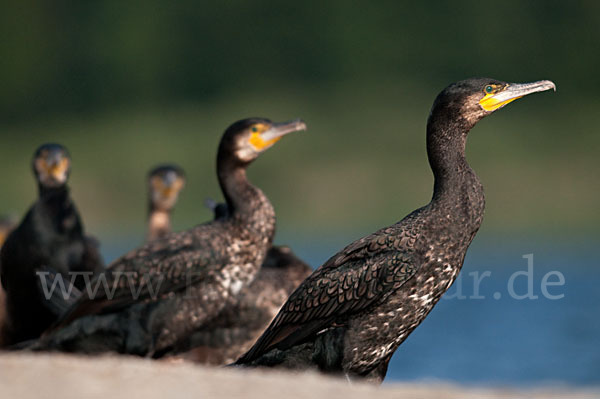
[
  {"xmin": 151, "ymin": 172, "xmax": 185, "ymax": 206},
  {"xmin": 34, "ymin": 144, "xmax": 71, "ymax": 187},
  {"xmin": 44, "ymin": 153, "xmax": 69, "ymax": 180},
  {"xmin": 479, "ymin": 80, "xmax": 556, "ymax": 112},
  {"xmin": 249, "ymin": 119, "xmax": 307, "ymax": 152},
  {"xmin": 162, "ymin": 171, "xmax": 183, "ymax": 197}
]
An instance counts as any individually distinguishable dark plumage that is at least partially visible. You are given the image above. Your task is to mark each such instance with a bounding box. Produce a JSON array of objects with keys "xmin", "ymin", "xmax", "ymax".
[
  {"xmin": 0, "ymin": 144, "xmax": 104, "ymax": 347},
  {"xmin": 235, "ymin": 79, "xmax": 556, "ymax": 383},
  {"xmin": 168, "ymin": 200, "xmax": 312, "ymax": 365},
  {"xmin": 30, "ymin": 118, "xmax": 306, "ymax": 357},
  {"xmin": 146, "ymin": 164, "xmax": 186, "ymax": 242},
  {"xmin": 21, "ymin": 165, "xmax": 187, "ymax": 318}
]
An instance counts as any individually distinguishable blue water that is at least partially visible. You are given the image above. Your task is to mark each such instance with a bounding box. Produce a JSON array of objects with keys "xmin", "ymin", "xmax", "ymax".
[
  {"xmin": 102, "ymin": 232, "xmax": 600, "ymax": 386},
  {"xmin": 386, "ymin": 245, "xmax": 599, "ymax": 386}
]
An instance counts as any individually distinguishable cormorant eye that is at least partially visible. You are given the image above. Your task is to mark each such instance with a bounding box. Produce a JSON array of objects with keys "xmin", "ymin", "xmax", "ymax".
[
  {"xmin": 251, "ymin": 126, "xmax": 258, "ymax": 133},
  {"xmin": 485, "ymin": 85, "xmax": 493, "ymax": 94}
]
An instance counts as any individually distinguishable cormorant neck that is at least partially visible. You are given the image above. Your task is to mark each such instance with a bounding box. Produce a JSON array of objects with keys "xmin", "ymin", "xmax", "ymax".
[
  {"xmin": 34, "ymin": 183, "xmax": 81, "ymax": 236},
  {"xmin": 426, "ymin": 112, "xmax": 475, "ymax": 203},
  {"xmin": 216, "ymin": 153, "xmax": 276, "ymax": 242},
  {"xmin": 147, "ymin": 206, "xmax": 171, "ymax": 241},
  {"xmin": 38, "ymin": 184, "xmax": 69, "ymax": 199},
  {"xmin": 217, "ymin": 157, "xmax": 260, "ymax": 217}
]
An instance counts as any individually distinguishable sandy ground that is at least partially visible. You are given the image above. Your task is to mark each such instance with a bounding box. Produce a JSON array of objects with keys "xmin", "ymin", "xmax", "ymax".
[{"xmin": 0, "ymin": 353, "xmax": 598, "ymax": 399}]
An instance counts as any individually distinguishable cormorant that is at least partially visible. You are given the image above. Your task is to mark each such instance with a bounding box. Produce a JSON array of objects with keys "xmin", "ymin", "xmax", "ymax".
[
  {"xmin": 168, "ymin": 201, "xmax": 312, "ymax": 365},
  {"xmin": 0, "ymin": 144, "xmax": 105, "ymax": 346},
  {"xmin": 146, "ymin": 164, "xmax": 186, "ymax": 242},
  {"xmin": 235, "ymin": 79, "xmax": 556, "ymax": 383},
  {"xmin": 23, "ymin": 165, "xmax": 187, "ymax": 318},
  {"xmin": 31, "ymin": 118, "xmax": 306, "ymax": 357}
]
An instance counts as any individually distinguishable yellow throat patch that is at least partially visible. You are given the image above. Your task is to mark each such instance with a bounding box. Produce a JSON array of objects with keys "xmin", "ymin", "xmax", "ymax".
[
  {"xmin": 479, "ymin": 88, "xmax": 523, "ymax": 112},
  {"xmin": 249, "ymin": 131, "xmax": 280, "ymax": 151}
]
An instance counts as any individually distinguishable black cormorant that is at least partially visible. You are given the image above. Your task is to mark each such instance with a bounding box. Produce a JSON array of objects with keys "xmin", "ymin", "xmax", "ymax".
[
  {"xmin": 20, "ymin": 165, "xmax": 187, "ymax": 317},
  {"xmin": 0, "ymin": 144, "xmax": 105, "ymax": 346},
  {"xmin": 146, "ymin": 164, "xmax": 186, "ymax": 242},
  {"xmin": 168, "ymin": 201, "xmax": 313, "ymax": 364},
  {"xmin": 32, "ymin": 118, "xmax": 306, "ymax": 357},
  {"xmin": 235, "ymin": 79, "xmax": 556, "ymax": 383}
]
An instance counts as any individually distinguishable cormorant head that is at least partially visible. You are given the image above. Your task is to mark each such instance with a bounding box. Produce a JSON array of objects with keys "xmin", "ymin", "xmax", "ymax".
[
  {"xmin": 32, "ymin": 143, "xmax": 71, "ymax": 189},
  {"xmin": 148, "ymin": 164, "xmax": 186, "ymax": 212},
  {"xmin": 430, "ymin": 78, "xmax": 556, "ymax": 128},
  {"xmin": 218, "ymin": 118, "xmax": 307, "ymax": 165}
]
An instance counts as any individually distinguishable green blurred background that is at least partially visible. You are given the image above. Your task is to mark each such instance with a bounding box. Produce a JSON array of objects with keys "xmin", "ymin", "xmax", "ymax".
[{"xmin": 1, "ymin": 1, "xmax": 598, "ymax": 243}]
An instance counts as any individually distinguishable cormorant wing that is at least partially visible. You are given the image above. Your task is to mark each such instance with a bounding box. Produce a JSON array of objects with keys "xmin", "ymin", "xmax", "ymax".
[
  {"xmin": 237, "ymin": 225, "xmax": 419, "ymax": 364},
  {"xmin": 53, "ymin": 229, "xmax": 216, "ymax": 329},
  {"xmin": 36, "ymin": 266, "xmax": 82, "ymax": 316}
]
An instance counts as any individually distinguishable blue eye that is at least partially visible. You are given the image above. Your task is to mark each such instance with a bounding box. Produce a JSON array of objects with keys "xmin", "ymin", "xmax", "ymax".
[
  {"xmin": 485, "ymin": 85, "xmax": 493, "ymax": 93},
  {"xmin": 251, "ymin": 126, "xmax": 258, "ymax": 133}
]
